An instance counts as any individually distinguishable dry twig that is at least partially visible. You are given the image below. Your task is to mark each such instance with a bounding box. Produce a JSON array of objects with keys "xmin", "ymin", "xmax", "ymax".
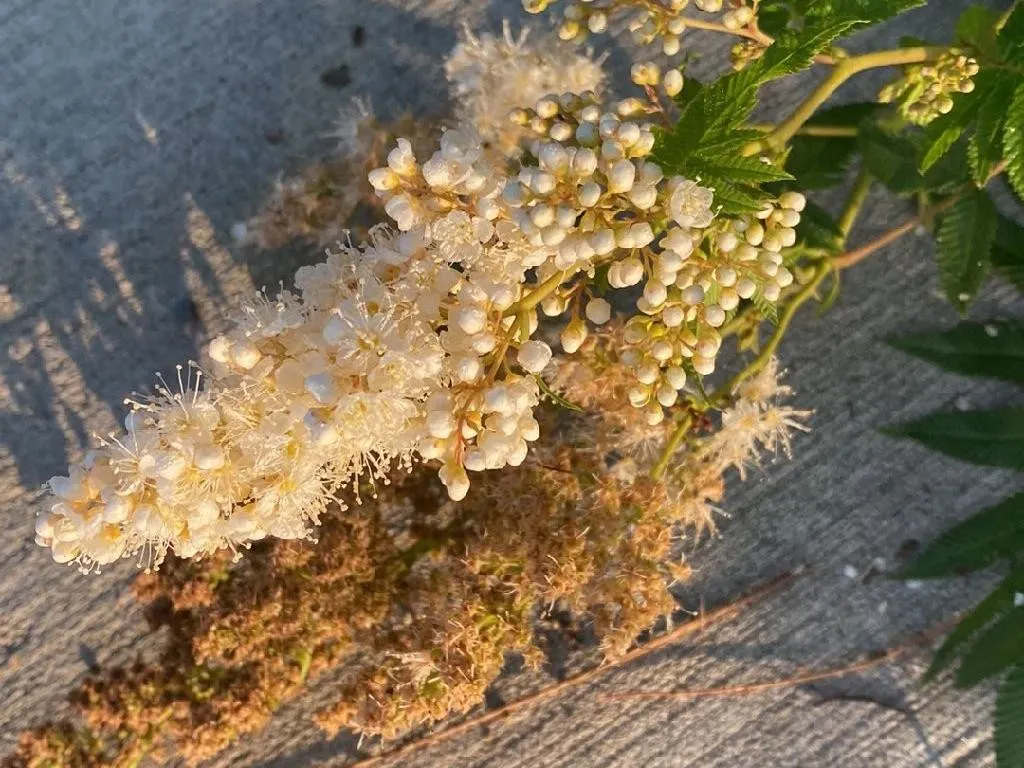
[{"xmin": 600, "ymin": 619, "xmax": 957, "ymax": 704}]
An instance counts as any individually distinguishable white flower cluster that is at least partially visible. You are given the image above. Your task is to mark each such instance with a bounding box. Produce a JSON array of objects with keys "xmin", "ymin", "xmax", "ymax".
[
  {"xmin": 36, "ymin": 236, "xmax": 454, "ymax": 572},
  {"xmin": 445, "ymin": 21, "xmax": 605, "ymax": 158},
  {"xmin": 36, "ymin": 364, "xmax": 338, "ymax": 572},
  {"xmin": 38, "ymin": 23, "xmax": 801, "ymax": 571}
]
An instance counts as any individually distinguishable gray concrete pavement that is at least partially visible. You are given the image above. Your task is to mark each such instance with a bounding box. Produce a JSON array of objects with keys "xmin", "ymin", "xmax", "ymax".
[{"xmin": 1, "ymin": 0, "xmax": 1020, "ymax": 765}]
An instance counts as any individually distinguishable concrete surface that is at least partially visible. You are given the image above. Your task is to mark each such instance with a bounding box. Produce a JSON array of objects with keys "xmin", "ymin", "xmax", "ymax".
[{"xmin": 0, "ymin": 0, "xmax": 1021, "ymax": 766}]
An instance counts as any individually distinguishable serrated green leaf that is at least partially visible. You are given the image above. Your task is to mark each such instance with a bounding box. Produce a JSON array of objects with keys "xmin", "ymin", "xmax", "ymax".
[
  {"xmin": 970, "ymin": 79, "xmax": 1015, "ymax": 185},
  {"xmin": 863, "ymin": 121, "xmax": 971, "ymax": 195},
  {"xmin": 693, "ymin": 153, "xmax": 794, "ymax": 185},
  {"xmin": 889, "ymin": 321, "xmax": 1024, "ymax": 384},
  {"xmin": 784, "ymin": 103, "xmax": 882, "ymax": 189},
  {"xmin": 804, "ymin": 0, "xmax": 926, "ymax": 26},
  {"xmin": 936, "ymin": 189, "xmax": 997, "ymax": 312},
  {"xmin": 1004, "ymin": 83, "xmax": 1024, "ymax": 201},
  {"xmin": 751, "ymin": 290, "xmax": 780, "ymax": 325},
  {"xmin": 921, "ymin": 95, "xmax": 983, "ymax": 172},
  {"xmin": 956, "ymin": 5, "xmax": 1001, "ymax": 57},
  {"xmin": 798, "ymin": 200, "xmax": 845, "ymax": 253},
  {"xmin": 861, "ymin": 122, "xmax": 920, "ymax": 190},
  {"xmin": 920, "ymin": 69, "xmax": 999, "ymax": 172},
  {"xmin": 1000, "ymin": 3, "xmax": 1024, "ymax": 65},
  {"xmin": 703, "ymin": 179, "xmax": 765, "ymax": 216},
  {"xmin": 996, "ymin": 665, "xmax": 1024, "ymax": 768},
  {"xmin": 956, "ymin": 607, "xmax": 1024, "ymax": 687},
  {"xmin": 900, "ymin": 492, "xmax": 1024, "ymax": 579},
  {"xmin": 927, "ymin": 576, "xmax": 1019, "ymax": 680},
  {"xmin": 884, "ymin": 408, "xmax": 1024, "ymax": 469},
  {"xmin": 993, "ymin": 214, "xmax": 1024, "ymax": 291},
  {"xmin": 657, "ymin": 2, "xmax": 919, "ymax": 177}
]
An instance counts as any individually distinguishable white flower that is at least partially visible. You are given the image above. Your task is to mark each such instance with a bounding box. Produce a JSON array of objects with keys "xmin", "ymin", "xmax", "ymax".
[{"xmin": 668, "ymin": 179, "xmax": 716, "ymax": 229}]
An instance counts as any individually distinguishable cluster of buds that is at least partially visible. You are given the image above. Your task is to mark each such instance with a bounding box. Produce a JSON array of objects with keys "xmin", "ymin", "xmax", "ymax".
[
  {"xmin": 618, "ymin": 191, "xmax": 805, "ymax": 423},
  {"xmin": 419, "ymin": 375, "xmax": 541, "ymax": 499},
  {"xmin": 503, "ymin": 90, "xmax": 665, "ymax": 269},
  {"xmin": 879, "ymin": 48, "xmax": 980, "ymax": 125},
  {"xmin": 730, "ymin": 39, "xmax": 768, "ymax": 71},
  {"xmin": 523, "ymin": 0, "xmax": 748, "ymax": 57},
  {"xmin": 631, "ymin": 61, "xmax": 685, "ymax": 98}
]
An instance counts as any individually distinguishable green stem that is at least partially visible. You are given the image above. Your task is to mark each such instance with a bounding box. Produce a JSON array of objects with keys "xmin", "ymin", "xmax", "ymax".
[
  {"xmin": 837, "ymin": 168, "xmax": 873, "ymax": 239},
  {"xmin": 715, "ymin": 260, "xmax": 833, "ymax": 401},
  {"xmin": 750, "ymin": 123, "xmax": 860, "ymax": 138},
  {"xmin": 745, "ymin": 46, "xmax": 945, "ymax": 155},
  {"xmin": 650, "ymin": 414, "xmax": 692, "ymax": 481},
  {"xmin": 504, "ymin": 269, "xmax": 573, "ymax": 317},
  {"xmin": 997, "ymin": 4, "xmax": 1017, "ymax": 32}
]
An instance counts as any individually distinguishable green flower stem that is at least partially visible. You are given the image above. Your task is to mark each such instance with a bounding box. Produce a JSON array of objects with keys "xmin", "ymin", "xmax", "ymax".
[
  {"xmin": 504, "ymin": 269, "xmax": 574, "ymax": 317},
  {"xmin": 650, "ymin": 413, "xmax": 693, "ymax": 481},
  {"xmin": 715, "ymin": 259, "xmax": 833, "ymax": 401},
  {"xmin": 997, "ymin": 4, "xmax": 1017, "ymax": 32},
  {"xmin": 750, "ymin": 123, "xmax": 860, "ymax": 138},
  {"xmin": 745, "ymin": 46, "xmax": 946, "ymax": 155},
  {"xmin": 837, "ymin": 167, "xmax": 873, "ymax": 239}
]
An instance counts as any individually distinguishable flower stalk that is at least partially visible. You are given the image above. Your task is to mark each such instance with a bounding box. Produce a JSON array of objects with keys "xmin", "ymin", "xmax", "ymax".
[{"xmin": 746, "ymin": 47, "xmax": 946, "ymax": 155}]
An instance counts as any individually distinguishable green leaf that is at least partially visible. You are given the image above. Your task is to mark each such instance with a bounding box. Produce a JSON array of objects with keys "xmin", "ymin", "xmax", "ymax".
[
  {"xmin": 884, "ymin": 408, "xmax": 1024, "ymax": 469},
  {"xmin": 797, "ymin": 200, "xmax": 845, "ymax": 253},
  {"xmin": 996, "ymin": 665, "xmax": 1024, "ymax": 768},
  {"xmin": 657, "ymin": 1, "xmax": 920, "ymax": 181},
  {"xmin": 784, "ymin": 103, "xmax": 882, "ymax": 189},
  {"xmin": 956, "ymin": 5, "xmax": 1001, "ymax": 57},
  {"xmin": 691, "ymin": 153, "xmax": 794, "ymax": 185},
  {"xmin": 956, "ymin": 607, "xmax": 1024, "ymax": 686},
  {"xmin": 862, "ymin": 121, "xmax": 970, "ymax": 195},
  {"xmin": 1000, "ymin": 3, "xmax": 1024, "ymax": 65},
  {"xmin": 919, "ymin": 69, "xmax": 1004, "ymax": 173},
  {"xmin": 927, "ymin": 576, "xmax": 1020, "ymax": 680},
  {"xmin": 803, "ymin": 0, "xmax": 926, "ymax": 26},
  {"xmin": 888, "ymin": 321, "xmax": 1024, "ymax": 384},
  {"xmin": 701, "ymin": 179, "xmax": 765, "ymax": 215},
  {"xmin": 1005, "ymin": 84, "xmax": 1024, "ymax": 201},
  {"xmin": 992, "ymin": 214, "xmax": 1024, "ymax": 291},
  {"xmin": 936, "ymin": 189, "xmax": 997, "ymax": 312},
  {"xmin": 900, "ymin": 492, "xmax": 1024, "ymax": 579},
  {"xmin": 969, "ymin": 79, "xmax": 1015, "ymax": 185},
  {"xmin": 921, "ymin": 92, "xmax": 984, "ymax": 173}
]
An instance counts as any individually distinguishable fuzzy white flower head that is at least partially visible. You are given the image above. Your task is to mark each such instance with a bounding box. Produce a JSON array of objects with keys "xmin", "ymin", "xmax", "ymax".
[{"xmin": 445, "ymin": 21, "xmax": 605, "ymax": 156}]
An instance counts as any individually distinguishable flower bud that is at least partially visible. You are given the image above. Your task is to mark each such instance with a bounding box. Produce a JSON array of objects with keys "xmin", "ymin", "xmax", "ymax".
[
  {"xmin": 561, "ymin": 318, "xmax": 588, "ymax": 353},
  {"xmin": 692, "ymin": 355, "xmax": 716, "ymax": 375},
  {"xmin": 663, "ymin": 69, "xmax": 684, "ymax": 97},
  {"xmin": 665, "ymin": 365, "xmax": 687, "ymax": 390},
  {"xmin": 618, "ymin": 256, "xmax": 644, "ymax": 286},
  {"xmin": 517, "ymin": 340, "xmax": 553, "ymax": 373},
  {"xmin": 585, "ymin": 297, "xmax": 612, "ymax": 325},
  {"xmin": 607, "ymin": 159, "xmax": 637, "ymax": 194}
]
